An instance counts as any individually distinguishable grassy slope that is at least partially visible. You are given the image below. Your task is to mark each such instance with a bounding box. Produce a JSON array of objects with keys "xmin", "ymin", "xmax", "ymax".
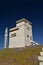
[{"xmin": 0, "ymin": 45, "xmax": 42, "ymax": 65}]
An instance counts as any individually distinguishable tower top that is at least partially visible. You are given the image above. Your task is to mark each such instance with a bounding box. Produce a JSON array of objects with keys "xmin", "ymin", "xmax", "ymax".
[
  {"xmin": 16, "ymin": 18, "xmax": 32, "ymax": 25},
  {"xmin": 9, "ymin": 18, "xmax": 32, "ymax": 32}
]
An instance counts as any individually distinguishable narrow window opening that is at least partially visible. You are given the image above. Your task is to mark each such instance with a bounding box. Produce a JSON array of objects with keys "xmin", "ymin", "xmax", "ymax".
[{"xmin": 11, "ymin": 33, "xmax": 16, "ymax": 37}]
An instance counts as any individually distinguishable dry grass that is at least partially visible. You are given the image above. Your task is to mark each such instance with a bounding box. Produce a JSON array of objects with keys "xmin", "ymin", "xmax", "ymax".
[{"xmin": 0, "ymin": 45, "xmax": 42, "ymax": 65}]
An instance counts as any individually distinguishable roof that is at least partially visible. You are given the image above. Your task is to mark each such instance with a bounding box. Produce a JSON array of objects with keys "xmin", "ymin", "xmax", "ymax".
[
  {"xmin": 16, "ymin": 18, "xmax": 32, "ymax": 25},
  {"xmin": 9, "ymin": 27, "xmax": 19, "ymax": 32},
  {"xmin": 9, "ymin": 18, "xmax": 32, "ymax": 32}
]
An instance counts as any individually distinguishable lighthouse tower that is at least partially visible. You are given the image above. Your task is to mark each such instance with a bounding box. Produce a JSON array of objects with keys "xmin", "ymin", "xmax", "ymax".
[{"xmin": 4, "ymin": 27, "xmax": 8, "ymax": 48}]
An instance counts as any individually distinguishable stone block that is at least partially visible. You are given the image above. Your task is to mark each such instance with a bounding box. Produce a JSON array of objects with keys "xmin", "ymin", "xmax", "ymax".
[
  {"xmin": 39, "ymin": 62, "xmax": 43, "ymax": 65},
  {"xmin": 42, "ymin": 48, "xmax": 43, "ymax": 51},
  {"xmin": 38, "ymin": 56, "xmax": 43, "ymax": 61},
  {"xmin": 40, "ymin": 52, "xmax": 43, "ymax": 56}
]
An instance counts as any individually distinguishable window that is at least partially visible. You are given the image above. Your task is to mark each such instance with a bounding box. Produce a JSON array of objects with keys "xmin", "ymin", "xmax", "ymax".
[
  {"xmin": 27, "ymin": 27, "xmax": 30, "ymax": 30},
  {"xmin": 11, "ymin": 33, "xmax": 16, "ymax": 37},
  {"xmin": 27, "ymin": 35, "xmax": 29, "ymax": 37},
  {"xmin": 30, "ymin": 36, "xmax": 32, "ymax": 40}
]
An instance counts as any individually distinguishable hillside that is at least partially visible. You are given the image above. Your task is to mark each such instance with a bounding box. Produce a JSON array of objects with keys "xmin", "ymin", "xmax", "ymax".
[{"xmin": 0, "ymin": 45, "xmax": 42, "ymax": 65}]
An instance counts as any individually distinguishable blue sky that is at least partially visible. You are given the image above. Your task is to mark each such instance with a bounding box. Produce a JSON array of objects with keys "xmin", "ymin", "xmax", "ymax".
[{"xmin": 0, "ymin": 0, "xmax": 43, "ymax": 50}]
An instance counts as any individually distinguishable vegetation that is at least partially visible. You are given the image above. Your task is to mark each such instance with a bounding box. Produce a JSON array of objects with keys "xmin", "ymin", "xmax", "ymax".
[{"xmin": 0, "ymin": 45, "xmax": 42, "ymax": 65}]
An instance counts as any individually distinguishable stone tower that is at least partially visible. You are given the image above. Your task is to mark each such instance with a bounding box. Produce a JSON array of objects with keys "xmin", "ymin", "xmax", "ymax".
[{"xmin": 9, "ymin": 18, "xmax": 33, "ymax": 48}]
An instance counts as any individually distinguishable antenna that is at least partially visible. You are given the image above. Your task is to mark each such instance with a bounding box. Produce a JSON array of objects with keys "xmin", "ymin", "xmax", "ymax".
[{"xmin": 4, "ymin": 27, "xmax": 8, "ymax": 48}]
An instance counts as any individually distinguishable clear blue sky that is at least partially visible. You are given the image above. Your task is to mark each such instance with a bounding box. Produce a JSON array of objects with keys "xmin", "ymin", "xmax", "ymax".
[{"xmin": 0, "ymin": 0, "xmax": 43, "ymax": 50}]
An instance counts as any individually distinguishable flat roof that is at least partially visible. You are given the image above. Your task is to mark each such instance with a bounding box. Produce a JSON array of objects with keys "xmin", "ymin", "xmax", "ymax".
[
  {"xmin": 9, "ymin": 27, "xmax": 19, "ymax": 32},
  {"xmin": 9, "ymin": 18, "xmax": 32, "ymax": 32},
  {"xmin": 16, "ymin": 18, "xmax": 32, "ymax": 25}
]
